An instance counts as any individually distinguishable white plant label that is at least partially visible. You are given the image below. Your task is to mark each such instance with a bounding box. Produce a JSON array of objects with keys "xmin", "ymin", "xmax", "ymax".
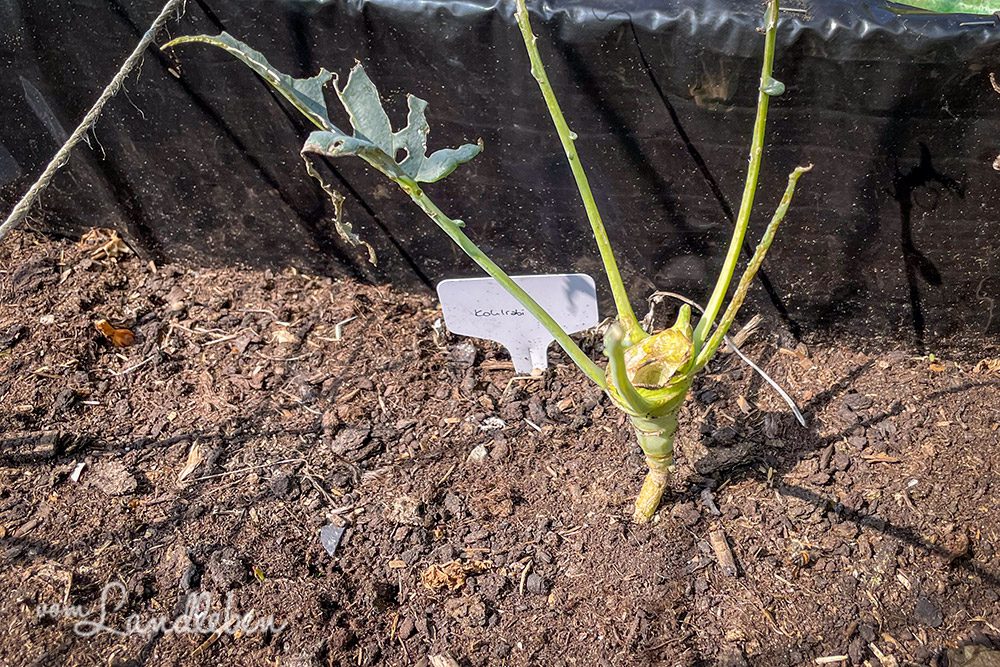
[{"xmin": 437, "ymin": 273, "xmax": 599, "ymax": 373}]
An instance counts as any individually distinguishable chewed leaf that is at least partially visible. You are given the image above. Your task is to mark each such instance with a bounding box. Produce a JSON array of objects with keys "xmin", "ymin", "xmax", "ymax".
[
  {"xmin": 165, "ymin": 33, "xmax": 475, "ymax": 264},
  {"xmin": 395, "ymin": 96, "xmax": 431, "ymax": 175},
  {"xmin": 302, "ymin": 130, "xmax": 379, "ymax": 160},
  {"xmin": 624, "ymin": 329, "xmax": 692, "ymax": 389},
  {"xmin": 163, "ymin": 32, "xmax": 337, "ymax": 131},
  {"xmin": 624, "ymin": 306, "xmax": 693, "ymax": 390},
  {"xmin": 167, "ymin": 36, "xmax": 480, "ymax": 184},
  {"xmin": 335, "ymin": 66, "xmax": 393, "ymax": 153},
  {"xmin": 302, "ymin": 156, "xmax": 377, "ymax": 265},
  {"xmin": 334, "ymin": 63, "xmax": 482, "ymax": 183}
]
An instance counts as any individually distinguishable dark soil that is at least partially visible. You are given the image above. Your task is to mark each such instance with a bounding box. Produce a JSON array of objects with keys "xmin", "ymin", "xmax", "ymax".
[{"xmin": 1, "ymin": 230, "xmax": 998, "ymax": 667}]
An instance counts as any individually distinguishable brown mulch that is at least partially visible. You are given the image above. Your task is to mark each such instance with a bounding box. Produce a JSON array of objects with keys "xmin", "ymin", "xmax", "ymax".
[{"xmin": 0, "ymin": 229, "xmax": 998, "ymax": 667}]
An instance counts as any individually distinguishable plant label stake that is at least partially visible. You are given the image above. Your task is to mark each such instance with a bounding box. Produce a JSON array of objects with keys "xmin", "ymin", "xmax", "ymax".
[{"xmin": 437, "ymin": 274, "xmax": 598, "ymax": 373}]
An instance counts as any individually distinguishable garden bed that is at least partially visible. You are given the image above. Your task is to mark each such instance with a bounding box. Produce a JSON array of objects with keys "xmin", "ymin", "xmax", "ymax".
[{"xmin": 1, "ymin": 229, "xmax": 997, "ymax": 666}]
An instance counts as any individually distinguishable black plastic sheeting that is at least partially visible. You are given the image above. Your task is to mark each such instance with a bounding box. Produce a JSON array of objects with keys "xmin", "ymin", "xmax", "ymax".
[{"xmin": 2, "ymin": 0, "xmax": 999, "ymax": 350}]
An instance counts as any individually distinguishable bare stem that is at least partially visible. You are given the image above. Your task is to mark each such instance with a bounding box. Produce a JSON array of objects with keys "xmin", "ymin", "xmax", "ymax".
[
  {"xmin": 513, "ymin": 0, "xmax": 641, "ymax": 340},
  {"xmin": 694, "ymin": 164, "xmax": 812, "ymax": 369},
  {"xmin": 692, "ymin": 0, "xmax": 782, "ymax": 351}
]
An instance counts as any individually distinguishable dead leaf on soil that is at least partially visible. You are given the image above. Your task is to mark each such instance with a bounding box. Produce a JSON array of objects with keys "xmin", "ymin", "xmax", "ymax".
[
  {"xmin": 177, "ymin": 441, "xmax": 204, "ymax": 483},
  {"xmin": 420, "ymin": 559, "xmax": 491, "ymax": 591},
  {"xmin": 974, "ymin": 358, "xmax": 1000, "ymax": 374},
  {"xmin": 78, "ymin": 228, "xmax": 131, "ymax": 261},
  {"xmin": 94, "ymin": 318, "xmax": 136, "ymax": 348}
]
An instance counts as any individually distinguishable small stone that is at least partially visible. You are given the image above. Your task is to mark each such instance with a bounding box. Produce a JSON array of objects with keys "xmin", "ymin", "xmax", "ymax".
[
  {"xmin": 700, "ymin": 488, "xmax": 721, "ymax": 516},
  {"xmin": 270, "ymin": 473, "xmax": 298, "ymax": 500},
  {"xmin": 156, "ymin": 543, "xmax": 197, "ymax": 593},
  {"xmin": 947, "ymin": 645, "xmax": 1000, "ymax": 667},
  {"xmin": 819, "ymin": 443, "xmax": 835, "ymax": 470},
  {"xmin": 90, "ymin": 460, "xmax": 138, "ymax": 496},
  {"xmin": 443, "ymin": 493, "xmax": 463, "ymax": 519},
  {"xmin": 525, "ymin": 573, "xmax": 548, "ymax": 595},
  {"xmin": 491, "ymin": 438, "xmax": 510, "ymax": 459},
  {"xmin": 331, "ymin": 425, "xmax": 371, "ymax": 454},
  {"xmin": 397, "ymin": 616, "xmax": 415, "ymax": 639},
  {"xmin": 467, "ymin": 444, "xmax": 489, "ymax": 464},
  {"xmin": 443, "ymin": 596, "xmax": 487, "ymax": 627},
  {"xmin": 320, "ymin": 524, "xmax": 347, "ymax": 557},
  {"xmin": 448, "ymin": 342, "xmax": 477, "ymax": 368},
  {"xmin": 0, "ymin": 324, "xmax": 26, "ymax": 351},
  {"xmin": 914, "ymin": 596, "xmax": 943, "ymax": 628},
  {"xmin": 670, "ymin": 502, "xmax": 702, "ymax": 527},
  {"xmin": 207, "ymin": 548, "xmax": 245, "ymax": 589},
  {"xmin": 848, "ymin": 636, "xmax": 865, "ymax": 663},
  {"xmin": 528, "ymin": 396, "xmax": 547, "ymax": 424},
  {"xmin": 718, "ymin": 645, "xmax": 748, "ymax": 667},
  {"xmin": 842, "ymin": 392, "xmax": 873, "ymax": 411},
  {"xmin": 387, "ymin": 495, "xmax": 425, "ymax": 526}
]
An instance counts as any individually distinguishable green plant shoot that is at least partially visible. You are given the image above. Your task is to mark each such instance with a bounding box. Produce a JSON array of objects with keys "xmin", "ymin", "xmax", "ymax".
[{"xmin": 163, "ymin": 0, "xmax": 809, "ymax": 523}]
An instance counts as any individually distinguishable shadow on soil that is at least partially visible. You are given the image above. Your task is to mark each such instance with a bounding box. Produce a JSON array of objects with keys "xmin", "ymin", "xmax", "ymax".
[{"xmin": 664, "ymin": 351, "xmax": 999, "ymax": 664}]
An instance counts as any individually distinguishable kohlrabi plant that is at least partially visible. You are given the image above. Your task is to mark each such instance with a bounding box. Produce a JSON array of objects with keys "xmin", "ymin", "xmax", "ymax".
[{"xmin": 163, "ymin": 0, "xmax": 810, "ymax": 522}]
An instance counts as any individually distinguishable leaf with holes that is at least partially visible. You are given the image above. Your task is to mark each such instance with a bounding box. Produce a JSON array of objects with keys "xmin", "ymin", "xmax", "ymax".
[{"xmin": 301, "ymin": 64, "xmax": 482, "ymax": 184}]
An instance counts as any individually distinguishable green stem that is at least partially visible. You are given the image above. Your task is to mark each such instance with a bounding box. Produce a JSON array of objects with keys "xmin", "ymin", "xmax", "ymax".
[
  {"xmin": 692, "ymin": 0, "xmax": 781, "ymax": 352},
  {"xmin": 399, "ymin": 178, "xmax": 607, "ymax": 389},
  {"xmin": 694, "ymin": 164, "xmax": 812, "ymax": 369},
  {"xmin": 513, "ymin": 0, "xmax": 641, "ymax": 340}
]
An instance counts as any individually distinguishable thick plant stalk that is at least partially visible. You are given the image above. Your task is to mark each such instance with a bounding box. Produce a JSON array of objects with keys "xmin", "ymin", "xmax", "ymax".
[
  {"xmin": 605, "ymin": 322, "xmax": 691, "ymax": 522},
  {"xmin": 692, "ymin": 0, "xmax": 782, "ymax": 351},
  {"xmin": 630, "ymin": 407, "xmax": 684, "ymax": 523},
  {"xmin": 513, "ymin": 0, "xmax": 642, "ymax": 341}
]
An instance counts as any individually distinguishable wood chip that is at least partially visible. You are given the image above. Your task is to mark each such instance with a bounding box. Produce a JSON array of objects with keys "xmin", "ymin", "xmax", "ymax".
[
  {"xmin": 709, "ymin": 529, "xmax": 739, "ymax": 577},
  {"xmin": 862, "ymin": 453, "xmax": 901, "ymax": 464}
]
